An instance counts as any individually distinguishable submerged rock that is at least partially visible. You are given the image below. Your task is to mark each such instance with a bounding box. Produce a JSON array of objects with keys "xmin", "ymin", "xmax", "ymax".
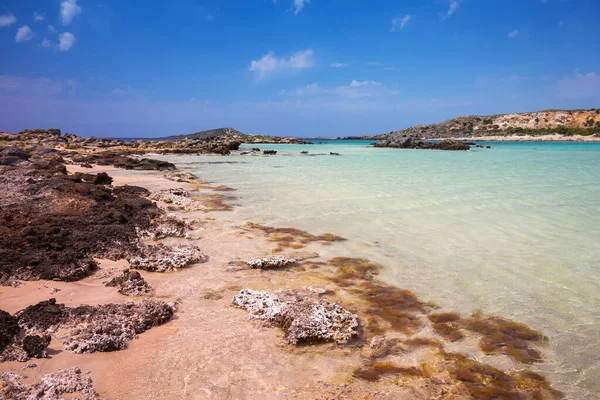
[
  {"xmin": 163, "ymin": 171, "xmax": 198, "ymax": 183},
  {"xmin": 105, "ymin": 269, "xmax": 153, "ymax": 296},
  {"xmin": 247, "ymin": 256, "xmax": 296, "ymax": 269},
  {"xmin": 263, "ymin": 150, "xmax": 277, "ymax": 155},
  {"xmin": 127, "ymin": 243, "xmax": 206, "ymax": 272},
  {"xmin": 232, "ymin": 288, "xmax": 359, "ymax": 344}
]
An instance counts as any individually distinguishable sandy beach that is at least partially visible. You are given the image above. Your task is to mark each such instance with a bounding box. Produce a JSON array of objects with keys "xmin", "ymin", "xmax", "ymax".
[{"xmin": 0, "ymin": 156, "xmax": 566, "ymax": 399}]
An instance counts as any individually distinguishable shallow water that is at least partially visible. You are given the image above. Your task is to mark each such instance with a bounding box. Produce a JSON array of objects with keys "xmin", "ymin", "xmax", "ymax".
[{"xmin": 158, "ymin": 140, "xmax": 600, "ymax": 398}]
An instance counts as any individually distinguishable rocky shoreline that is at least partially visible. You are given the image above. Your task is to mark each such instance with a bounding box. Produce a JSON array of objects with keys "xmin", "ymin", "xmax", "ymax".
[{"xmin": 0, "ymin": 131, "xmax": 566, "ymax": 399}]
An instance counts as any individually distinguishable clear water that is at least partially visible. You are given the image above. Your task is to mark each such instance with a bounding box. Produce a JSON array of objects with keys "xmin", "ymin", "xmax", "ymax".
[{"xmin": 162, "ymin": 141, "xmax": 600, "ymax": 398}]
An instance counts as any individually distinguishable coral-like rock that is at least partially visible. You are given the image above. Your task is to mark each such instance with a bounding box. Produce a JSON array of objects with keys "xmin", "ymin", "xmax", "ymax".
[
  {"xmin": 127, "ymin": 243, "xmax": 206, "ymax": 272},
  {"xmin": 0, "ymin": 367, "xmax": 100, "ymax": 400},
  {"xmin": 63, "ymin": 300, "xmax": 175, "ymax": 353},
  {"xmin": 247, "ymin": 256, "xmax": 296, "ymax": 269},
  {"xmin": 232, "ymin": 288, "xmax": 359, "ymax": 344},
  {"xmin": 105, "ymin": 269, "xmax": 153, "ymax": 296},
  {"xmin": 149, "ymin": 188, "xmax": 206, "ymax": 211}
]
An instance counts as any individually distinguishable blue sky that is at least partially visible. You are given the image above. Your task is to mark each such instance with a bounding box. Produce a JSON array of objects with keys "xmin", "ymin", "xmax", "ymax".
[{"xmin": 1, "ymin": 0, "xmax": 599, "ymax": 137}]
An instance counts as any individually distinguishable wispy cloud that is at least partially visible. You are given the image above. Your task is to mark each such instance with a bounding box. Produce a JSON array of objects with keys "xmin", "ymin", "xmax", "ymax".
[
  {"xmin": 443, "ymin": 0, "xmax": 463, "ymax": 19},
  {"xmin": 556, "ymin": 72, "xmax": 600, "ymax": 99},
  {"xmin": 330, "ymin": 63, "xmax": 348, "ymax": 68},
  {"xmin": 0, "ymin": 13, "xmax": 17, "ymax": 27},
  {"xmin": 34, "ymin": 12, "xmax": 46, "ymax": 22},
  {"xmin": 16, "ymin": 26, "xmax": 34, "ymax": 43},
  {"xmin": 112, "ymin": 85, "xmax": 132, "ymax": 96},
  {"xmin": 42, "ymin": 38, "xmax": 51, "ymax": 48},
  {"xmin": 293, "ymin": 0, "xmax": 310, "ymax": 15},
  {"xmin": 0, "ymin": 75, "xmax": 63, "ymax": 96},
  {"xmin": 508, "ymin": 29, "xmax": 519, "ymax": 39},
  {"xmin": 60, "ymin": 0, "xmax": 82, "ymax": 25},
  {"xmin": 391, "ymin": 15, "xmax": 412, "ymax": 31},
  {"xmin": 48, "ymin": 25, "xmax": 57, "ymax": 33},
  {"xmin": 58, "ymin": 32, "xmax": 76, "ymax": 52},
  {"xmin": 350, "ymin": 80, "xmax": 381, "ymax": 87},
  {"xmin": 367, "ymin": 62, "xmax": 383, "ymax": 66},
  {"xmin": 249, "ymin": 49, "xmax": 314, "ymax": 80}
]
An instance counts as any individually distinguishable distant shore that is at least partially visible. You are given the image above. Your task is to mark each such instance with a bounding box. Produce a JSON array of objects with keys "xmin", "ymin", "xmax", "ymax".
[{"xmin": 442, "ymin": 134, "xmax": 600, "ymax": 142}]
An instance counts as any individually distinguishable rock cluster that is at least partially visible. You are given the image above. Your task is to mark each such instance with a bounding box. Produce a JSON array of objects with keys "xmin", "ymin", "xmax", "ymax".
[
  {"xmin": 105, "ymin": 269, "xmax": 153, "ymax": 296},
  {"xmin": 127, "ymin": 243, "xmax": 206, "ymax": 272},
  {"xmin": 232, "ymin": 288, "xmax": 359, "ymax": 344},
  {"xmin": 0, "ymin": 367, "xmax": 100, "ymax": 399},
  {"xmin": 247, "ymin": 256, "xmax": 296, "ymax": 269}
]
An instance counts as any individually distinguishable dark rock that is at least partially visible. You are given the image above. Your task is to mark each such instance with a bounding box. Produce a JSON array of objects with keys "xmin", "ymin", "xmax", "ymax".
[
  {"xmin": 0, "ymin": 310, "xmax": 20, "ymax": 353},
  {"xmin": 251, "ymin": 148, "xmax": 261, "ymax": 151},
  {"xmin": 21, "ymin": 335, "xmax": 51, "ymax": 358},
  {"xmin": 105, "ymin": 269, "xmax": 153, "ymax": 296},
  {"xmin": 329, "ymin": 152, "xmax": 340, "ymax": 156},
  {"xmin": 263, "ymin": 150, "xmax": 277, "ymax": 155}
]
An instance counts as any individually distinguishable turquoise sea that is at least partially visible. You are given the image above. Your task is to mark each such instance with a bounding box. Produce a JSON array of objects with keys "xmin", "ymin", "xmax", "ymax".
[{"xmin": 164, "ymin": 140, "xmax": 600, "ymax": 398}]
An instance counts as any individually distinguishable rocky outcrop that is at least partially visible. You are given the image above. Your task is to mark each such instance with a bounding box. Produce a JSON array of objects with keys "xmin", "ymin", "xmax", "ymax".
[
  {"xmin": 247, "ymin": 256, "xmax": 296, "ymax": 270},
  {"xmin": 127, "ymin": 243, "xmax": 206, "ymax": 272},
  {"xmin": 105, "ymin": 269, "xmax": 153, "ymax": 296},
  {"xmin": 373, "ymin": 109, "xmax": 600, "ymax": 141},
  {"xmin": 374, "ymin": 138, "xmax": 470, "ymax": 151},
  {"xmin": 14, "ymin": 298, "xmax": 174, "ymax": 354},
  {"xmin": 232, "ymin": 288, "xmax": 359, "ymax": 344}
]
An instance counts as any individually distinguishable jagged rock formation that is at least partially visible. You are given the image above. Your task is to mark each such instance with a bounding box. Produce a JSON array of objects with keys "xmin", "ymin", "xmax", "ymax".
[
  {"xmin": 14, "ymin": 298, "xmax": 175, "ymax": 354},
  {"xmin": 373, "ymin": 109, "xmax": 600, "ymax": 141},
  {"xmin": 232, "ymin": 288, "xmax": 359, "ymax": 344},
  {"xmin": 127, "ymin": 243, "xmax": 206, "ymax": 272}
]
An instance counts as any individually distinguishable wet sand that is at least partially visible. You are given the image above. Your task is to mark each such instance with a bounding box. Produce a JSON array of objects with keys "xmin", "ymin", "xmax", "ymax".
[{"xmin": 0, "ymin": 164, "xmax": 563, "ymax": 399}]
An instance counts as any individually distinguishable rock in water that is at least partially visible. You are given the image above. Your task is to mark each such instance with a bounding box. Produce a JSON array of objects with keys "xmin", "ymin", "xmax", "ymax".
[
  {"xmin": 149, "ymin": 188, "xmax": 206, "ymax": 211},
  {"xmin": 127, "ymin": 243, "xmax": 206, "ymax": 272},
  {"xmin": 247, "ymin": 256, "xmax": 296, "ymax": 269},
  {"xmin": 232, "ymin": 288, "xmax": 359, "ymax": 344},
  {"xmin": 105, "ymin": 269, "xmax": 153, "ymax": 296}
]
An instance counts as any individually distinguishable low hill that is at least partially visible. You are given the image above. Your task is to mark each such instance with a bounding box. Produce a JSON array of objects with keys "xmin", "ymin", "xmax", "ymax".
[
  {"xmin": 165, "ymin": 127, "xmax": 244, "ymax": 141},
  {"xmin": 374, "ymin": 109, "xmax": 600, "ymax": 141}
]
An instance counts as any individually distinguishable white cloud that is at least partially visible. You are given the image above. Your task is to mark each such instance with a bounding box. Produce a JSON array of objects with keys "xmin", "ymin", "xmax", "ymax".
[
  {"xmin": 34, "ymin": 12, "xmax": 46, "ymax": 22},
  {"xmin": 391, "ymin": 15, "xmax": 412, "ymax": 32},
  {"xmin": 444, "ymin": 0, "xmax": 462, "ymax": 18},
  {"xmin": 249, "ymin": 49, "xmax": 314, "ymax": 80},
  {"xmin": 350, "ymin": 80, "xmax": 381, "ymax": 87},
  {"xmin": 42, "ymin": 38, "xmax": 51, "ymax": 48},
  {"xmin": 60, "ymin": 0, "xmax": 81, "ymax": 25},
  {"xmin": 293, "ymin": 0, "xmax": 310, "ymax": 15},
  {"xmin": 508, "ymin": 29, "xmax": 519, "ymax": 39},
  {"xmin": 556, "ymin": 72, "xmax": 600, "ymax": 99},
  {"xmin": 48, "ymin": 25, "xmax": 57, "ymax": 33},
  {"xmin": 0, "ymin": 13, "xmax": 17, "ymax": 27},
  {"xmin": 58, "ymin": 32, "xmax": 76, "ymax": 51},
  {"xmin": 16, "ymin": 26, "xmax": 34, "ymax": 43},
  {"xmin": 330, "ymin": 63, "xmax": 348, "ymax": 68}
]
